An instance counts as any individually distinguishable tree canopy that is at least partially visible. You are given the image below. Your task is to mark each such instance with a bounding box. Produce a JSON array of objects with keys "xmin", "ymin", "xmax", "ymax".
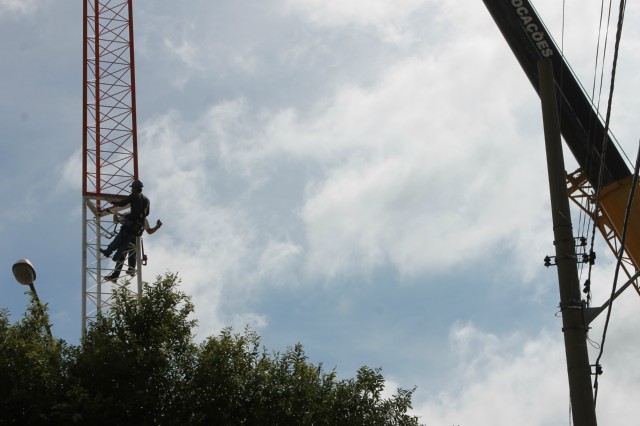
[{"xmin": 0, "ymin": 273, "xmax": 423, "ymax": 425}]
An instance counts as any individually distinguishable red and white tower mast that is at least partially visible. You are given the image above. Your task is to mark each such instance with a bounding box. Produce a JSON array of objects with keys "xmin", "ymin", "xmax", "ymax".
[{"xmin": 82, "ymin": 0, "xmax": 142, "ymax": 331}]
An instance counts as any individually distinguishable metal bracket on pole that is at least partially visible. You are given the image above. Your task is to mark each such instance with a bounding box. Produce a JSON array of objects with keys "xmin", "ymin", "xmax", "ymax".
[{"xmin": 585, "ymin": 269, "xmax": 640, "ymax": 325}]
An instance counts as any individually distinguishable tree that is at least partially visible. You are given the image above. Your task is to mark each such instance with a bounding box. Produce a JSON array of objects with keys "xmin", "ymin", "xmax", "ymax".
[
  {"xmin": 0, "ymin": 294, "xmax": 68, "ymax": 425},
  {"xmin": 68, "ymin": 273, "xmax": 197, "ymax": 425},
  {"xmin": 0, "ymin": 273, "xmax": 424, "ymax": 425},
  {"xmin": 192, "ymin": 328, "xmax": 421, "ymax": 425}
]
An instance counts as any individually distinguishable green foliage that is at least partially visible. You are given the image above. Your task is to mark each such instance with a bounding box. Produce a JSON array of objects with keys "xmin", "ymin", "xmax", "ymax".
[
  {"xmin": 0, "ymin": 273, "xmax": 423, "ymax": 425},
  {"xmin": 0, "ymin": 294, "xmax": 68, "ymax": 425},
  {"xmin": 69, "ymin": 273, "xmax": 197, "ymax": 425},
  {"xmin": 191, "ymin": 328, "xmax": 421, "ymax": 425}
]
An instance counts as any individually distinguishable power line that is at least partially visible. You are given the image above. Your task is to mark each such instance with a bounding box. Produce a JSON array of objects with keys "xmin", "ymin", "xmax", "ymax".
[
  {"xmin": 577, "ymin": 0, "xmax": 627, "ymax": 406},
  {"xmin": 594, "ymin": 141, "xmax": 639, "ymax": 405},
  {"xmin": 586, "ymin": 0, "xmax": 627, "ymax": 301}
]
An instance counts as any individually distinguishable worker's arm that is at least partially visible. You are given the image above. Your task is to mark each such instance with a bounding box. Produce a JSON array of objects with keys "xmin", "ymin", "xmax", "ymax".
[
  {"xmin": 98, "ymin": 195, "xmax": 132, "ymax": 213},
  {"xmin": 147, "ymin": 219, "xmax": 163, "ymax": 235},
  {"xmin": 110, "ymin": 195, "xmax": 133, "ymax": 208}
]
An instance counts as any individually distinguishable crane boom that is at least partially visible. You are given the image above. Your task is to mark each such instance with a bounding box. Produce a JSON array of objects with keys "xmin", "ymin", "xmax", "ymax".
[
  {"xmin": 483, "ymin": 0, "xmax": 640, "ymax": 281},
  {"xmin": 483, "ymin": 0, "xmax": 630, "ymax": 186}
]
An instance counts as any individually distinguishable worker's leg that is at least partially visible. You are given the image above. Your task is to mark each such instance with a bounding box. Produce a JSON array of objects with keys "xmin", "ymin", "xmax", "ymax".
[
  {"xmin": 102, "ymin": 227, "xmax": 126, "ymax": 258},
  {"xmin": 105, "ymin": 235, "xmax": 133, "ymax": 282},
  {"xmin": 126, "ymin": 240, "xmax": 137, "ymax": 276}
]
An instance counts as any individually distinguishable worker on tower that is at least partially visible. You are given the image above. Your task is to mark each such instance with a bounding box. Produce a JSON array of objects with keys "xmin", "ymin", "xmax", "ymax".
[
  {"xmin": 99, "ymin": 179, "xmax": 150, "ymax": 282},
  {"xmin": 103, "ymin": 212, "xmax": 163, "ymax": 272},
  {"xmin": 120, "ymin": 216, "xmax": 163, "ymax": 277}
]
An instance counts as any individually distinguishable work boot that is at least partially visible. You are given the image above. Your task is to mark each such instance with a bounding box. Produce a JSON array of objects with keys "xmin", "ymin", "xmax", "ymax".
[
  {"xmin": 127, "ymin": 267, "xmax": 136, "ymax": 277},
  {"xmin": 100, "ymin": 249, "xmax": 110, "ymax": 259},
  {"xmin": 104, "ymin": 274, "xmax": 118, "ymax": 283}
]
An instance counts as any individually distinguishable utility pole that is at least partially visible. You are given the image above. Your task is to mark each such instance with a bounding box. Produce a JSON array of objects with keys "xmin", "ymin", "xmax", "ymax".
[{"xmin": 538, "ymin": 58, "xmax": 597, "ymax": 426}]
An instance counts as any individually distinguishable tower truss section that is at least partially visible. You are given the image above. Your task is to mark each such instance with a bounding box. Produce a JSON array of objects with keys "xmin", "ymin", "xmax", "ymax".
[{"xmin": 82, "ymin": 0, "xmax": 142, "ymax": 332}]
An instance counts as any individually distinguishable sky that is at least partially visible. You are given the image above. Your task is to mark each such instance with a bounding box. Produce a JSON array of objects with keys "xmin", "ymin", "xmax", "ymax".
[{"xmin": 2, "ymin": 0, "xmax": 640, "ymax": 424}]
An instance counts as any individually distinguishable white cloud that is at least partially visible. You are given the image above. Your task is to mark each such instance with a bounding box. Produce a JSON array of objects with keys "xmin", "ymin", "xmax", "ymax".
[
  {"xmin": 134, "ymin": 109, "xmax": 258, "ymax": 336},
  {"xmin": 0, "ymin": 0, "xmax": 40, "ymax": 16},
  {"xmin": 163, "ymin": 36, "xmax": 204, "ymax": 77},
  {"xmin": 125, "ymin": 0, "xmax": 640, "ymax": 290},
  {"xmin": 282, "ymin": 0, "xmax": 428, "ymax": 43},
  {"xmin": 257, "ymin": 52, "xmax": 546, "ymax": 279},
  {"xmin": 58, "ymin": 148, "xmax": 82, "ymax": 192},
  {"xmin": 415, "ymin": 323, "xmax": 571, "ymax": 425},
  {"xmin": 228, "ymin": 312, "xmax": 269, "ymax": 331},
  {"xmin": 162, "ymin": 30, "xmax": 260, "ymax": 80},
  {"xmin": 256, "ymin": 239, "xmax": 303, "ymax": 284},
  {"xmin": 410, "ymin": 273, "xmax": 640, "ymax": 425},
  {"xmin": 129, "ymin": 0, "xmax": 555, "ymax": 286}
]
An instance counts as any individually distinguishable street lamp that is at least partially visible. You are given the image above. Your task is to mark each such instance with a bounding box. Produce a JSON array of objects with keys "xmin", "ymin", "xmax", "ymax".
[{"xmin": 12, "ymin": 259, "xmax": 52, "ymax": 337}]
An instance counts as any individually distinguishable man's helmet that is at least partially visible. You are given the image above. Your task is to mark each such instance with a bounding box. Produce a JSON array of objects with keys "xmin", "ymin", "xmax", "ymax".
[{"xmin": 131, "ymin": 179, "xmax": 144, "ymax": 188}]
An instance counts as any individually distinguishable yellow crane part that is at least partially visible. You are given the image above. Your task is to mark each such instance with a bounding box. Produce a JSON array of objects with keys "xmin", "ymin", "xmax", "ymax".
[{"xmin": 568, "ymin": 170, "xmax": 640, "ymax": 295}]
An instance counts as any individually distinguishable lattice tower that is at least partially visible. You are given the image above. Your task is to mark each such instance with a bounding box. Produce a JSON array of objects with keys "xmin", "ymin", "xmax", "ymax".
[{"xmin": 82, "ymin": 0, "xmax": 142, "ymax": 332}]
